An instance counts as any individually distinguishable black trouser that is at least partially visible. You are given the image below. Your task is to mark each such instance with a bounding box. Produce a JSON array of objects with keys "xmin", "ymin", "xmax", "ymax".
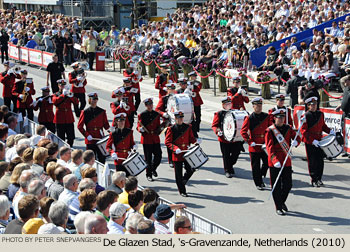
[
  {"xmin": 87, "ymin": 144, "xmax": 106, "ymax": 164},
  {"xmin": 193, "ymin": 105, "xmax": 201, "ymax": 133},
  {"xmin": 4, "ymin": 96, "xmax": 17, "ymax": 113},
  {"xmin": 1, "ymin": 47, "xmax": 9, "ymax": 63},
  {"xmin": 41, "ymin": 122, "xmax": 56, "ymax": 134},
  {"xmin": 50, "ymin": 78, "xmax": 59, "ymax": 93},
  {"xmin": 249, "ymin": 151, "xmax": 269, "ymax": 186},
  {"xmin": 73, "ymin": 93, "xmax": 86, "ymax": 117},
  {"xmin": 305, "ymin": 144, "xmax": 325, "ymax": 183},
  {"xmin": 19, "ymin": 107, "xmax": 34, "ymax": 121},
  {"xmin": 143, "ymin": 143, "xmax": 162, "ymax": 176},
  {"xmin": 270, "ymin": 166, "xmax": 292, "ymax": 210},
  {"xmin": 87, "ymin": 52, "xmax": 95, "ymax": 70},
  {"xmin": 174, "ymin": 160, "xmax": 194, "ymax": 194},
  {"xmin": 127, "ymin": 113, "xmax": 135, "ymax": 128},
  {"xmin": 56, "ymin": 123, "xmax": 75, "ymax": 147},
  {"xmin": 116, "ymin": 164, "xmax": 130, "ymax": 177},
  {"xmin": 56, "ymin": 49, "xmax": 63, "ymax": 63},
  {"xmin": 165, "ymin": 129, "xmax": 172, "ymax": 164},
  {"xmin": 220, "ymin": 141, "xmax": 241, "ymax": 174}
]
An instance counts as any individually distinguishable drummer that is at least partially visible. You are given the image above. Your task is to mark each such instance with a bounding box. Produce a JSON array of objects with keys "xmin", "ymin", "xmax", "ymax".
[
  {"xmin": 265, "ymin": 109, "xmax": 300, "ymax": 216},
  {"xmin": 155, "ymin": 64, "xmax": 174, "ymax": 98},
  {"xmin": 155, "ymin": 82, "xmax": 177, "ymax": 168},
  {"xmin": 300, "ymin": 97, "xmax": 334, "ymax": 187},
  {"xmin": 268, "ymin": 94, "xmax": 293, "ymax": 127},
  {"xmin": 110, "ymin": 86, "xmax": 131, "ymax": 128},
  {"xmin": 165, "ymin": 110, "xmax": 200, "ymax": 197},
  {"xmin": 137, "ymin": 97, "xmax": 162, "ymax": 182},
  {"xmin": 106, "ymin": 112, "xmax": 138, "ymax": 176},
  {"xmin": 227, "ymin": 76, "xmax": 249, "ymax": 110},
  {"xmin": 240, "ymin": 97, "xmax": 271, "ymax": 190},
  {"xmin": 188, "ymin": 71, "xmax": 204, "ymax": 134},
  {"xmin": 212, "ymin": 96, "xmax": 242, "ymax": 178},
  {"xmin": 77, "ymin": 92, "xmax": 110, "ymax": 163}
]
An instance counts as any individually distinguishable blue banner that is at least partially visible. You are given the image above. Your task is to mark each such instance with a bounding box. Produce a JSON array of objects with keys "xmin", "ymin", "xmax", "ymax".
[{"xmin": 250, "ymin": 13, "xmax": 350, "ymax": 67}]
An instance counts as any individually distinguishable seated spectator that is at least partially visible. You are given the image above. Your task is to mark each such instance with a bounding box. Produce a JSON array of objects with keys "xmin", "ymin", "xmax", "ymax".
[
  {"xmin": 82, "ymin": 167, "xmax": 104, "ymax": 194},
  {"xmin": 39, "ymin": 196, "xmax": 55, "ymax": 223},
  {"xmin": 107, "ymin": 202, "xmax": 129, "ymax": 234},
  {"xmin": 22, "ymin": 147, "xmax": 34, "ymax": 166},
  {"xmin": 25, "ymin": 36, "xmax": 38, "ymax": 49},
  {"xmin": 22, "ymin": 218, "xmax": 44, "ymax": 234},
  {"xmin": 44, "ymin": 161, "xmax": 59, "ymax": 189},
  {"xmin": 16, "ymin": 142, "xmax": 30, "ymax": 161},
  {"xmin": 118, "ymin": 176, "xmax": 138, "ymax": 205},
  {"xmin": 74, "ymin": 211, "xmax": 94, "ymax": 234},
  {"xmin": 6, "ymin": 116, "xmax": 17, "ymax": 137},
  {"xmin": 57, "ymin": 146, "xmax": 71, "ymax": 168},
  {"xmin": 0, "ymin": 195, "xmax": 11, "ymax": 234},
  {"xmin": 79, "ymin": 188, "xmax": 97, "ymax": 213},
  {"xmin": 154, "ymin": 204, "xmax": 174, "ymax": 234},
  {"xmin": 31, "ymin": 147, "xmax": 49, "ymax": 176},
  {"xmin": 126, "ymin": 190, "xmax": 143, "ymax": 221},
  {"xmin": 174, "ymin": 216, "xmax": 192, "ymax": 234},
  {"xmin": 37, "ymin": 138, "xmax": 51, "ymax": 148},
  {"xmin": 95, "ymin": 190, "xmax": 118, "ymax": 222},
  {"xmin": 75, "ymin": 150, "xmax": 95, "ymax": 180},
  {"xmin": 58, "ymin": 174, "xmax": 78, "ymax": 205},
  {"xmin": 106, "ymin": 171, "xmax": 126, "ymax": 195},
  {"xmin": 68, "ymin": 149, "xmax": 83, "ymax": 173},
  {"xmin": 84, "ymin": 214, "xmax": 108, "ymax": 234},
  {"xmin": 143, "ymin": 200, "xmax": 158, "ymax": 221},
  {"xmin": 5, "ymin": 194, "xmax": 40, "ymax": 234},
  {"xmin": 0, "ymin": 125, "xmax": 8, "ymax": 144},
  {"xmin": 48, "ymin": 201, "xmax": 70, "ymax": 233},
  {"xmin": 30, "ymin": 125, "xmax": 46, "ymax": 147},
  {"xmin": 137, "ymin": 219, "xmax": 155, "ymax": 234},
  {"xmin": 7, "ymin": 161, "xmax": 27, "ymax": 201},
  {"xmin": 125, "ymin": 212, "xmax": 144, "ymax": 234},
  {"xmin": 12, "ymin": 169, "xmax": 35, "ymax": 218},
  {"xmin": 5, "ymin": 134, "xmax": 27, "ymax": 162},
  {"xmin": 47, "ymin": 166, "xmax": 67, "ymax": 200},
  {"xmin": 27, "ymin": 178, "xmax": 46, "ymax": 200},
  {"xmin": 0, "ymin": 161, "xmax": 10, "ymax": 194},
  {"xmin": 37, "ymin": 223, "xmax": 61, "ymax": 234},
  {"xmin": 45, "ymin": 142, "xmax": 59, "ymax": 161}
]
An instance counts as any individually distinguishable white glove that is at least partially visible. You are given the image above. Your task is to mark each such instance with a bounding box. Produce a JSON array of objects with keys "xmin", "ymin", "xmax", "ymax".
[
  {"xmin": 19, "ymin": 94, "xmax": 24, "ymax": 99},
  {"xmin": 108, "ymin": 126, "xmax": 115, "ymax": 133},
  {"xmin": 25, "ymin": 87, "xmax": 30, "ymax": 92},
  {"xmin": 312, "ymin": 139, "xmax": 320, "ymax": 147},
  {"xmin": 38, "ymin": 98, "xmax": 43, "ymax": 102},
  {"xmin": 241, "ymin": 89, "xmax": 247, "ymax": 96},
  {"xmin": 250, "ymin": 142, "xmax": 256, "ymax": 147},
  {"xmin": 291, "ymin": 140, "xmax": 298, "ymax": 147},
  {"xmin": 120, "ymin": 101, "xmax": 126, "ymax": 109},
  {"xmin": 274, "ymin": 161, "xmax": 281, "ymax": 168},
  {"xmin": 162, "ymin": 87, "xmax": 168, "ymax": 91},
  {"xmin": 77, "ymin": 76, "xmax": 83, "ymax": 81},
  {"xmin": 163, "ymin": 112, "xmax": 169, "ymax": 118},
  {"xmin": 187, "ymin": 84, "xmax": 193, "ymax": 90},
  {"xmin": 217, "ymin": 131, "xmax": 223, "ymax": 136},
  {"xmin": 330, "ymin": 129, "xmax": 335, "ymax": 136},
  {"xmin": 237, "ymin": 87, "xmax": 243, "ymax": 95},
  {"xmin": 140, "ymin": 127, "xmax": 145, "ymax": 133},
  {"xmin": 175, "ymin": 149, "xmax": 182, "ymax": 155},
  {"xmin": 111, "ymin": 153, "xmax": 118, "ymax": 160},
  {"xmin": 7, "ymin": 69, "xmax": 13, "ymax": 74},
  {"xmin": 133, "ymin": 144, "xmax": 138, "ymax": 151},
  {"xmin": 87, "ymin": 135, "xmax": 93, "ymax": 141},
  {"xmin": 63, "ymin": 89, "xmax": 69, "ymax": 96},
  {"xmin": 196, "ymin": 138, "xmax": 202, "ymax": 145}
]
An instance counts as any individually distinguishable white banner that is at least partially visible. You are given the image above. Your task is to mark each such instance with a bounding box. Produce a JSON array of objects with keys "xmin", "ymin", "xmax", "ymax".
[
  {"xmin": 28, "ymin": 49, "xmax": 43, "ymax": 66},
  {"xmin": 20, "ymin": 47, "xmax": 29, "ymax": 63},
  {"xmin": 9, "ymin": 44, "xmax": 19, "ymax": 60},
  {"xmin": 42, "ymin": 52, "xmax": 53, "ymax": 68}
]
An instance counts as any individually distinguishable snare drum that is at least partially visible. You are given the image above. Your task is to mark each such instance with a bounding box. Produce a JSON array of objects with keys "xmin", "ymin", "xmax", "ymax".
[
  {"xmin": 96, "ymin": 136, "xmax": 110, "ymax": 157},
  {"xmin": 167, "ymin": 94, "xmax": 194, "ymax": 124},
  {"xmin": 122, "ymin": 152, "xmax": 147, "ymax": 176},
  {"xmin": 183, "ymin": 145, "xmax": 208, "ymax": 169},
  {"xmin": 319, "ymin": 135, "xmax": 343, "ymax": 158},
  {"xmin": 222, "ymin": 110, "xmax": 249, "ymax": 142}
]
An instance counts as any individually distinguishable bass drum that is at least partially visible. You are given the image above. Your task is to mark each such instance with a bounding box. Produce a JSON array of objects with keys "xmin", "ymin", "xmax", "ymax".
[
  {"xmin": 167, "ymin": 93, "xmax": 194, "ymax": 125},
  {"xmin": 222, "ymin": 110, "xmax": 249, "ymax": 142}
]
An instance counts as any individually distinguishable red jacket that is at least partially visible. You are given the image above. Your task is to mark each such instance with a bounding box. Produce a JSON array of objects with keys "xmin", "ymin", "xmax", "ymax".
[
  {"xmin": 77, "ymin": 106, "xmax": 110, "ymax": 144},
  {"xmin": 110, "ymin": 100, "xmax": 131, "ymax": 128},
  {"xmin": 0, "ymin": 71, "xmax": 20, "ymax": 97},
  {"xmin": 123, "ymin": 70, "xmax": 142, "ymax": 93},
  {"xmin": 240, "ymin": 112, "xmax": 271, "ymax": 152},
  {"xmin": 301, "ymin": 110, "xmax": 331, "ymax": 145},
  {"xmin": 33, "ymin": 96, "xmax": 54, "ymax": 123},
  {"xmin": 12, "ymin": 79, "xmax": 36, "ymax": 109},
  {"xmin": 190, "ymin": 81, "xmax": 203, "ymax": 106},
  {"xmin": 137, "ymin": 110, "xmax": 161, "ymax": 144},
  {"xmin": 52, "ymin": 92, "xmax": 79, "ymax": 124},
  {"xmin": 212, "ymin": 110, "xmax": 231, "ymax": 143},
  {"xmin": 268, "ymin": 106, "xmax": 293, "ymax": 128},
  {"xmin": 227, "ymin": 87, "xmax": 249, "ymax": 110},
  {"xmin": 155, "ymin": 73, "xmax": 175, "ymax": 97},
  {"xmin": 165, "ymin": 123, "xmax": 196, "ymax": 162},
  {"xmin": 265, "ymin": 124, "xmax": 300, "ymax": 167},
  {"xmin": 155, "ymin": 95, "xmax": 172, "ymax": 117},
  {"xmin": 68, "ymin": 71, "xmax": 87, "ymax": 93},
  {"xmin": 106, "ymin": 128, "xmax": 135, "ymax": 166}
]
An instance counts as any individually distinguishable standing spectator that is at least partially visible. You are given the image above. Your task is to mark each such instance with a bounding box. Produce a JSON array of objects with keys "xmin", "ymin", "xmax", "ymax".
[
  {"xmin": 58, "ymin": 174, "xmax": 79, "ymax": 205},
  {"xmin": 53, "ymin": 32, "xmax": 65, "ymax": 63},
  {"xmin": 154, "ymin": 204, "xmax": 173, "ymax": 234},
  {"xmin": 107, "ymin": 202, "xmax": 128, "ymax": 234},
  {"xmin": 0, "ymin": 30, "xmax": 9, "ymax": 63},
  {"xmin": 47, "ymin": 167, "xmax": 67, "ymax": 200},
  {"xmin": 46, "ymin": 54, "xmax": 65, "ymax": 93},
  {"xmin": 63, "ymin": 32, "xmax": 73, "ymax": 66},
  {"xmin": 42, "ymin": 31, "xmax": 54, "ymax": 53},
  {"xmin": 83, "ymin": 32, "xmax": 98, "ymax": 71},
  {"xmin": 286, "ymin": 68, "xmax": 305, "ymax": 108},
  {"xmin": 0, "ymin": 195, "xmax": 11, "ymax": 234}
]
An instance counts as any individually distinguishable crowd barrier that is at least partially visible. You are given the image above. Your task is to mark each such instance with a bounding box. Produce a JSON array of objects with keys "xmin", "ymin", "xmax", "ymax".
[{"xmin": 8, "ymin": 43, "xmax": 53, "ymax": 68}]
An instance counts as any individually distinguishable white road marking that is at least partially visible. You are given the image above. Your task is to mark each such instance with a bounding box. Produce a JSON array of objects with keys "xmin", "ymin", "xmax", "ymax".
[{"xmin": 313, "ymin": 228, "xmax": 323, "ymax": 232}]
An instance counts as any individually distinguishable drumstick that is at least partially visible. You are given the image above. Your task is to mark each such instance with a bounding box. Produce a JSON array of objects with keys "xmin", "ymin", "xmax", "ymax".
[{"xmin": 91, "ymin": 138, "xmax": 102, "ymax": 141}]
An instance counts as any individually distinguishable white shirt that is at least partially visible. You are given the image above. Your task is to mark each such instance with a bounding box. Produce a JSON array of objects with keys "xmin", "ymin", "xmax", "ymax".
[
  {"xmin": 58, "ymin": 188, "xmax": 78, "ymax": 206},
  {"xmin": 67, "ymin": 162, "xmax": 80, "ymax": 173},
  {"xmin": 107, "ymin": 220, "xmax": 125, "ymax": 234},
  {"xmin": 5, "ymin": 146, "xmax": 18, "ymax": 162},
  {"xmin": 13, "ymin": 191, "xmax": 28, "ymax": 218},
  {"xmin": 57, "ymin": 159, "xmax": 70, "ymax": 168}
]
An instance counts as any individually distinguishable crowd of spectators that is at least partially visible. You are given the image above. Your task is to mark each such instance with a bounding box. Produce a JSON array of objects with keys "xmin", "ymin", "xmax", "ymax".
[{"xmin": 0, "ymin": 105, "xmax": 190, "ymax": 234}]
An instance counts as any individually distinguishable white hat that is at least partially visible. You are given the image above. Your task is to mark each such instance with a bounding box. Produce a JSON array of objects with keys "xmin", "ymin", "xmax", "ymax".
[
  {"xmin": 305, "ymin": 96, "xmax": 318, "ymax": 104},
  {"xmin": 37, "ymin": 223, "xmax": 61, "ymax": 234},
  {"xmin": 109, "ymin": 202, "xmax": 129, "ymax": 219},
  {"xmin": 252, "ymin": 97, "xmax": 264, "ymax": 104}
]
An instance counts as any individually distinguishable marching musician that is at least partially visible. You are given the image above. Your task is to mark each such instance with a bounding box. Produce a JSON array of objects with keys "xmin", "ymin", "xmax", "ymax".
[
  {"xmin": 155, "ymin": 64, "xmax": 175, "ymax": 98},
  {"xmin": 212, "ymin": 97, "xmax": 241, "ymax": 178},
  {"xmin": 12, "ymin": 69, "xmax": 36, "ymax": 120},
  {"xmin": 110, "ymin": 86, "xmax": 131, "ymax": 128},
  {"xmin": 227, "ymin": 76, "xmax": 249, "ymax": 110},
  {"xmin": 165, "ymin": 110, "xmax": 200, "ymax": 197},
  {"xmin": 155, "ymin": 83, "xmax": 176, "ymax": 167},
  {"xmin": 124, "ymin": 60, "xmax": 142, "ymax": 112},
  {"xmin": 268, "ymin": 94, "xmax": 293, "ymax": 127},
  {"xmin": 188, "ymin": 71, "xmax": 204, "ymax": 133},
  {"xmin": 240, "ymin": 97, "xmax": 271, "ymax": 190},
  {"xmin": 106, "ymin": 113, "xmax": 137, "ymax": 176},
  {"xmin": 1, "ymin": 61, "xmax": 20, "ymax": 112},
  {"xmin": 300, "ymin": 97, "xmax": 334, "ymax": 187},
  {"xmin": 265, "ymin": 109, "xmax": 300, "ymax": 216},
  {"xmin": 137, "ymin": 98, "xmax": 162, "ymax": 182},
  {"xmin": 33, "ymin": 86, "xmax": 55, "ymax": 133},
  {"xmin": 122, "ymin": 77, "xmax": 138, "ymax": 127},
  {"xmin": 52, "ymin": 79, "xmax": 79, "ymax": 147},
  {"xmin": 69, "ymin": 62, "xmax": 87, "ymax": 117},
  {"xmin": 78, "ymin": 92, "xmax": 110, "ymax": 164}
]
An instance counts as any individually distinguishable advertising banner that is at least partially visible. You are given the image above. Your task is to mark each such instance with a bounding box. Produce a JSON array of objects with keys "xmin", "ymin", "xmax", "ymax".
[{"xmin": 28, "ymin": 49, "xmax": 43, "ymax": 66}]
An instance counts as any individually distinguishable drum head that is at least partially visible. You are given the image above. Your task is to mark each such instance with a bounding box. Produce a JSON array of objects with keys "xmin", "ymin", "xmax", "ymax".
[
  {"xmin": 167, "ymin": 94, "xmax": 193, "ymax": 125},
  {"xmin": 183, "ymin": 145, "xmax": 199, "ymax": 158},
  {"xmin": 223, "ymin": 111, "xmax": 236, "ymax": 141},
  {"xmin": 319, "ymin": 135, "xmax": 335, "ymax": 147},
  {"xmin": 96, "ymin": 136, "xmax": 109, "ymax": 145}
]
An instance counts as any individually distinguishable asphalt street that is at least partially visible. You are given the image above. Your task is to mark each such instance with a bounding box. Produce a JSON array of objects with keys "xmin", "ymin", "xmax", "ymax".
[{"xmin": 2, "ymin": 63, "xmax": 350, "ymax": 234}]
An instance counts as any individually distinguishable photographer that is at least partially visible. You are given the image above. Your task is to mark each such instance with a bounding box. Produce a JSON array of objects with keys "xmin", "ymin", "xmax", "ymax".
[
  {"xmin": 0, "ymin": 29, "xmax": 9, "ymax": 64},
  {"xmin": 298, "ymin": 79, "xmax": 321, "ymax": 111}
]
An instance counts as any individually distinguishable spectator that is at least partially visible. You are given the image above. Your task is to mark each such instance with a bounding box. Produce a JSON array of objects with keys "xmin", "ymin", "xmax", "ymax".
[
  {"xmin": 106, "ymin": 171, "xmax": 126, "ymax": 194},
  {"xmin": 127, "ymin": 190, "xmax": 144, "ymax": 218},
  {"xmin": 84, "ymin": 214, "xmax": 108, "ymax": 234},
  {"xmin": 118, "ymin": 176, "xmax": 138, "ymax": 205},
  {"xmin": 12, "ymin": 169, "xmax": 35, "ymax": 218},
  {"xmin": 63, "ymin": 32, "xmax": 73, "ymax": 66},
  {"xmin": 125, "ymin": 212, "xmax": 144, "ymax": 234},
  {"xmin": 143, "ymin": 200, "xmax": 158, "ymax": 221},
  {"xmin": 7, "ymin": 162, "xmax": 28, "ymax": 201},
  {"xmin": 6, "ymin": 116, "xmax": 17, "ymax": 136},
  {"xmin": 25, "ymin": 35, "xmax": 38, "ymax": 49},
  {"xmin": 22, "ymin": 217, "xmax": 44, "ymax": 234},
  {"xmin": 27, "ymin": 178, "xmax": 46, "ymax": 200},
  {"xmin": 0, "ymin": 125, "xmax": 8, "ymax": 143},
  {"xmin": 174, "ymin": 216, "xmax": 192, "ymax": 234},
  {"xmin": 44, "ymin": 161, "xmax": 59, "ymax": 189},
  {"xmin": 137, "ymin": 219, "xmax": 155, "ymax": 234},
  {"xmin": 82, "ymin": 167, "xmax": 104, "ymax": 194},
  {"xmin": 47, "ymin": 166, "xmax": 67, "ymax": 200},
  {"xmin": 83, "ymin": 32, "xmax": 98, "ymax": 71},
  {"xmin": 46, "ymin": 142, "xmax": 59, "ymax": 160},
  {"xmin": 57, "ymin": 146, "xmax": 71, "ymax": 168},
  {"xmin": 68, "ymin": 149, "xmax": 83, "ymax": 173},
  {"xmin": 37, "ymin": 223, "xmax": 61, "ymax": 234},
  {"xmin": 39, "ymin": 196, "xmax": 55, "ymax": 223},
  {"xmin": 286, "ymin": 68, "xmax": 306, "ymax": 108},
  {"xmin": 0, "ymin": 161, "xmax": 12, "ymax": 194},
  {"xmin": 154, "ymin": 204, "xmax": 174, "ymax": 234},
  {"xmin": 75, "ymin": 150, "xmax": 95, "ymax": 180},
  {"xmin": 0, "ymin": 195, "xmax": 11, "ymax": 234},
  {"xmin": 107, "ymin": 202, "xmax": 128, "ymax": 234},
  {"xmin": 58, "ymin": 174, "xmax": 79, "ymax": 205},
  {"xmin": 48, "ymin": 201, "xmax": 70, "ymax": 233},
  {"xmin": 5, "ymin": 134, "xmax": 26, "ymax": 162},
  {"xmin": 31, "ymin": 147, "xmax": 49, "ymax": 176},
  {"xmin": 95, "ymin": 190, "xmax": 118, "ymax": 222},
  {"xmin": 74, "ymin": 211, "xmax": 94, "ymax": 234},
  {"xmin": 42, "ymin": 31, "xmax": 54, "ymax": 53},
  {"xmin": 79, "ymin": 188, "xmax": 97, "ymax": 212}
]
